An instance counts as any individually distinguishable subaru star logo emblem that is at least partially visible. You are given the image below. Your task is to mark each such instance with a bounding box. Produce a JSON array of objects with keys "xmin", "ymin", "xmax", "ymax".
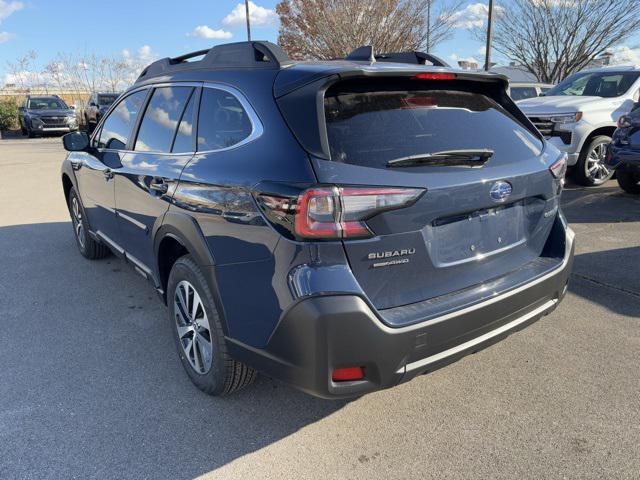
[{"xmin": 489, "ymin": 181, "xmax": 512, "ymax": 202}]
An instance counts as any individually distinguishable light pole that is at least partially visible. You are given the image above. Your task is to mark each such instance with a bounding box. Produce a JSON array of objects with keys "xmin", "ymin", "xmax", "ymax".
[
  {"xmin": 245, "ymin": 0, "xmax": 252, "ymax": 41},
  {"xmin": 484, "ymin": 0, "xmax": 494, "ymax": 71}
]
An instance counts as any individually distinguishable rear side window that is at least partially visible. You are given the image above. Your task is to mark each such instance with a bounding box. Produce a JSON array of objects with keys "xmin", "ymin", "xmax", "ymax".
[
  {"xmin": 98, "ymin": 90, "xmax": 147, "ymax": 150},
  {"xmin": 324, "ymin": 86, "xmax": 543, "ymax": 168},
  {"xmin": 197, "ymin": 88, "xmax": 252, "ymax": 151},
  {"xmin": 135, "ymin": 86, "xmax": 194, "ymax": 153}
]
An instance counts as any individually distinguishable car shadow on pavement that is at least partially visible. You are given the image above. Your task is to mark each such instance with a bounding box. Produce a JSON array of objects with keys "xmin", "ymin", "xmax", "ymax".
[
  {"xmin": 562, "ymin": 183, "xmax": 640, "ymax": 224},
  {"xmin": 570, "ymin": 246, "xmax": 640, "ymax": 317},
  {"xmin": 0, "ymin": 222, "xmax": 346, "ymax": 479}
]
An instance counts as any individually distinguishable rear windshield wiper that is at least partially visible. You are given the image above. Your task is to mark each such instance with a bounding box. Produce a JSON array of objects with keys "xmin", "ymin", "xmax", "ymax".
[{"xmin": 386, "ymin": 149, "xmax": 494, "ymax": 168}]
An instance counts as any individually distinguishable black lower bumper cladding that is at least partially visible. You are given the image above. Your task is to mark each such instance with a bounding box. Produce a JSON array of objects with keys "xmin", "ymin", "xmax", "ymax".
[{"xmin": 228, "ymin": 227, "xmax": 575, "ymax": 399}]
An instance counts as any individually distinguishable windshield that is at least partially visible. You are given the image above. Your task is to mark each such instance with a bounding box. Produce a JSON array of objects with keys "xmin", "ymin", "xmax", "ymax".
[
  {"xmin": 324, "ymin": 86, "xmax": 542, "ymax": 169},
  {"xmin": 27, "ymin": 98, "xmax": 68, "ymax": 110},
  {"xmin": 545, "ymin": 71, "xmax": 640, "ymax": 98},
  {"xmin": 98, "ymin": 94, "xmax": 118, "ymax": 106}
]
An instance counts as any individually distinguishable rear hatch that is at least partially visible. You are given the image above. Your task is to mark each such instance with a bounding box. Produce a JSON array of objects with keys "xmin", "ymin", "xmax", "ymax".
[{"xmin": 278, "ymin": 70, "xmax": 564, "ymax": 312}]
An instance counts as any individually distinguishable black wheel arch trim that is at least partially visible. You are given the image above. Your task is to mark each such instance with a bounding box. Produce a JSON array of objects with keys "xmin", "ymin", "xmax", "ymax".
[
  {"xmin": 153, "ymin": 210, "xmax": 215, "ymax": 268},
  {"xmin": 153, "ymin": 210, "xmax": 232, "ymax": 334}
]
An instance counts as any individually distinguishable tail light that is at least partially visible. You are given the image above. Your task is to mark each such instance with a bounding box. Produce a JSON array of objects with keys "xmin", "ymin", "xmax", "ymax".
[
  {"xmin": 549, "ymin": 154, "xmax": 567, "ymax": 180},
  {"xmin": 258, "ymin": 186, "xmax": 424, "ymax": 240}
]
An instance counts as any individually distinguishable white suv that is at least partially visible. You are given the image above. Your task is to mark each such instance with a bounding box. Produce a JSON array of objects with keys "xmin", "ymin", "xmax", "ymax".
[{"xmin": 518, "ymin": 66, "xmax": 640, "ymax": 185}]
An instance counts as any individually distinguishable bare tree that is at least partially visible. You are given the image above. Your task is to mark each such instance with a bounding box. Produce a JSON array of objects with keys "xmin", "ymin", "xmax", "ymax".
[
  {"xmin": 425, "ymin": 0, "xmax": 464, "ymax": 53},
  {"xmin": 480, "ymin": 0, "xmax": 640, "ymax": 83},
  {"xmin": 5, "ymin": 50, "xmax": 37, "ymax": 91},
  {"xmin": 103, "ymin": 56, "xmax": 129, "ymax": 93},
  {"xmin": 276, "ymin": 0, "xmax": 460, "ymax": 60}
]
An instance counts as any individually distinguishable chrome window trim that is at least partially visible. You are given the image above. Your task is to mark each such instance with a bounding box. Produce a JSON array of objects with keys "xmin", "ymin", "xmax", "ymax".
[
  {"xmin": 195, "ymin": 82, "xmax": 263, "ymax": 154},
  {"xmin": 97, "ymin": 81, "xmax": 263, "ymax": 155}
]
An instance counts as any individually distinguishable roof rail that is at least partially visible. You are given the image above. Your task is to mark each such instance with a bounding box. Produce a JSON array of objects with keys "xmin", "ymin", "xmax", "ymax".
[
  {"xmin": 136, "ymin": 41, "xmax": 292, "ymax": 83},
  {"xmin": 344, "ymin": 45, "xmax": 450, "ymax": 67}
]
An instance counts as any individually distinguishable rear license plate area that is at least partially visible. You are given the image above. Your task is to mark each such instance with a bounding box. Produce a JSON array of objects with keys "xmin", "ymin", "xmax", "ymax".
[{"xmin": 429, "ymin": 201, "xmax": 525, "ymax": 267}]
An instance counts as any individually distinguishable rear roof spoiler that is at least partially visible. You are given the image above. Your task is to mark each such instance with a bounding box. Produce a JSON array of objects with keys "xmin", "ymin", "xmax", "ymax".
[
  {"xmin": 345, "ymin": 45, "xmax": 450, "ymax": 67},
  {"xmin": 136, "ymin": 41, "xmax": 292, "ymax": 83}
]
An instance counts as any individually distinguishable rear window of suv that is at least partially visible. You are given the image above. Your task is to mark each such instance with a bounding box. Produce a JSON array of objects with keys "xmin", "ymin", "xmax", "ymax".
[{"xmin": 324, "ymin": 84, "xmax": 543, "ymax": 168}]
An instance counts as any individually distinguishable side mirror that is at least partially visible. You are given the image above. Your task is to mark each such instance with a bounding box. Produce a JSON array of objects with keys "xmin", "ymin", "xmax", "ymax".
[
  {"xmin": 617, "ymin": 115, "xmax": 632, "ymax": 128},
  {"xmin": 69, "ymin": 105, "xmax": 76, "ymax": 110},
  {"xmin": 63, "ymin": 131, "xmax": 90, "ymax": 152},
  {"xmin": 18, "ymin": 106, "xmax": 25, "ymax": 112},
  {"xmin": 89, "ymin": 102, "xmax": 97, "ymax": 107}
]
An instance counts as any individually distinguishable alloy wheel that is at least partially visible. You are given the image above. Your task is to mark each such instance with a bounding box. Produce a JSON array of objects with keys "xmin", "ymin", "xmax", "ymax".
[
  {"xmin": 585, "ymin": 142, "xmax": 613, "ymax": 183},
  {"xmin": 174, "ymin": 280, "xmax": 213, "ymax": 374},
  {"xmin": 71, "ymin": 196, "xmax": 85, "ymax": 248}
]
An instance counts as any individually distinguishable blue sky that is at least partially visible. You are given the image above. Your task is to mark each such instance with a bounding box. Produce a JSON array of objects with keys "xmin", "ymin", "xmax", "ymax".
[
  {"xmin": 0, "ymin": 0, "xmax": 494, "ymax": 82},
  {"xmin": 1, "ymin": 0, "xmax": 638, "ymax": 84}
]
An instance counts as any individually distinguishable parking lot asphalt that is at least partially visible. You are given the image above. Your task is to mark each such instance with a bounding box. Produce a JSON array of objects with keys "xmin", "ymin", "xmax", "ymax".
[{"xmin": 0, "ymin": 136, "xmax": 638, "ymax": 480}]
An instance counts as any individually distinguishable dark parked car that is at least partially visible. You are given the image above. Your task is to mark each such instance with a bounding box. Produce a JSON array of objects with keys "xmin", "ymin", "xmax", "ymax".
[
  {"xmin": 60, "ymin": 41, "xmax": 574, "ymax": 398},
  {"xmin": 607, "ymin": 103, "xmax": 640, "ymax": 194},
  {"xmin": 83, "ymin": 92, "xmax": 120, "ymax": 130},
  {"xmin": 19, "ymin": 95, "xmax": 78, "ymax": 137}
]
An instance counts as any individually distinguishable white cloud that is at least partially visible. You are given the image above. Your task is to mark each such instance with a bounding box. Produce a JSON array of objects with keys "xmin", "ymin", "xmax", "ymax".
[
  {"xmin": 188, "ymin": 25, "xmax": 233, "ymax": 40},
  {"xmin": 0, "ymin": 0, "xmax": 23, "ymax": 22},
  {"xmin": 0, "ymin": 0, "xmax": 23, "ymax": 44},
  {"xmin": 604, "ymin": 45, "xmax": 640, "ymax": 65},
  {"xmin": 222, "ymin": 1, "xmax": 277, "ymax": 27},
  {"xmin": 451, "ymin": 3, "xmax": 488, "ymax": 28},
  {"xmin": 122, "ymin": 45, "xmax": 156, "ymax": 64},
  {"xmin": 138, "ymin": 45, "xmax": 155, "ymax": 61},
  {"xmin": 451, "ymin": 3, "xmax": 503, "ymax": 29}
]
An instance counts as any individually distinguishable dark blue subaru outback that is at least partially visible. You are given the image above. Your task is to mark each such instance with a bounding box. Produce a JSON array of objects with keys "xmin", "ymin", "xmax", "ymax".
[{"xmin": 61, "ymin": 41, "xmax": 574, "ymax": 398}]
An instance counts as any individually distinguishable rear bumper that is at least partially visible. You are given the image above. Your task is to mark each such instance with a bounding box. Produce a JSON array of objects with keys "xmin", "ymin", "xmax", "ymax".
[{"xmin": 228, "ymin": 227, "xmax": 575, "ymax": 399}]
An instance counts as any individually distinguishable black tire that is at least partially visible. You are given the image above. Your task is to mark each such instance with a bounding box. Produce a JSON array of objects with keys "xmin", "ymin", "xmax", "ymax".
[
  {"xmin": 21, "ymin": 126, "xmax": 27, "ymax": 135},
  {"xmin": 167, "ymin": 255, "xmax": 256, "ymax": 396},
  {"xmin": 67, "ymin": 186, "xmax": 110, "ymax": 260},
  {"xmin": 574, "ymin": 135, "xmax": 614, "ymax": 186},
  {"xmin": 616, "ymin": 170, "xmax": 640, "ymax": 194},
  {"xmin": 27, "ymin": 127, "xmax": 36, "ymax": 139}
]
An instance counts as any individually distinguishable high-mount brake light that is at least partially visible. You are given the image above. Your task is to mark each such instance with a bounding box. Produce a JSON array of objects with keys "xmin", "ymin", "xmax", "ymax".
[
  {"xmin": 411, "ymin": 72, "xmax": 456, "ymax": 81},
  {"xmin": 258, "ymin": 186, "xmax": 424, "ymax": 241}
]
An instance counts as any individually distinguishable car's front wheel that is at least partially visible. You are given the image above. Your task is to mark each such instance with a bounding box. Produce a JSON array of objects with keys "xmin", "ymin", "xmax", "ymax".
[
  {"xmin": 616, "ymin": 170, "xmax": 640, "ymax": 194},
  {"xmin": 575, "ymin": 135, "xmax": 614, "ymax": 186},
  {"xmin": 67, "ymin": 187, "xmax": 110, "ymax": 260},
  {"xmin": 167, "ymin": 255, "xmax": 256, "ymax": 396}
]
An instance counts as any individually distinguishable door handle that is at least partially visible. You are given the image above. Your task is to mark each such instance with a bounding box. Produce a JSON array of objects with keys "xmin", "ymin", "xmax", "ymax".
[{"xmin": 149, "ymin": 179, "xmax": 168, "ymax": 194}]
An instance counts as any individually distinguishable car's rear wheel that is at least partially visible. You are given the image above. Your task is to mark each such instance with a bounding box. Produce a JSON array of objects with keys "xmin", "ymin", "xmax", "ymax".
[
  {"xmin": 67, "ymin": 187, "xmax": 110, "ymax": 260},
  {"xmin": 167, "ymin": 255, "xmax": 256, "ymax": 396},
  {"xmin": 575, "ymin": 135, "xmax": 614, "ymax": 186},
  {"xmin": 616, "ymin": 170, "xmax": 640, "ymax": 194}
]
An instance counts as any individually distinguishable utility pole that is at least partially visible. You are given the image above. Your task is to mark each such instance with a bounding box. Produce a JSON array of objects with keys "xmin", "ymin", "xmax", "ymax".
[
  {"xmin": 484, "ymin": 0, "xmax": 494, "ymax": 71},
  {"xmin": 245, "ymin": 0, "xmax": 252, "ymax": 41}
]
